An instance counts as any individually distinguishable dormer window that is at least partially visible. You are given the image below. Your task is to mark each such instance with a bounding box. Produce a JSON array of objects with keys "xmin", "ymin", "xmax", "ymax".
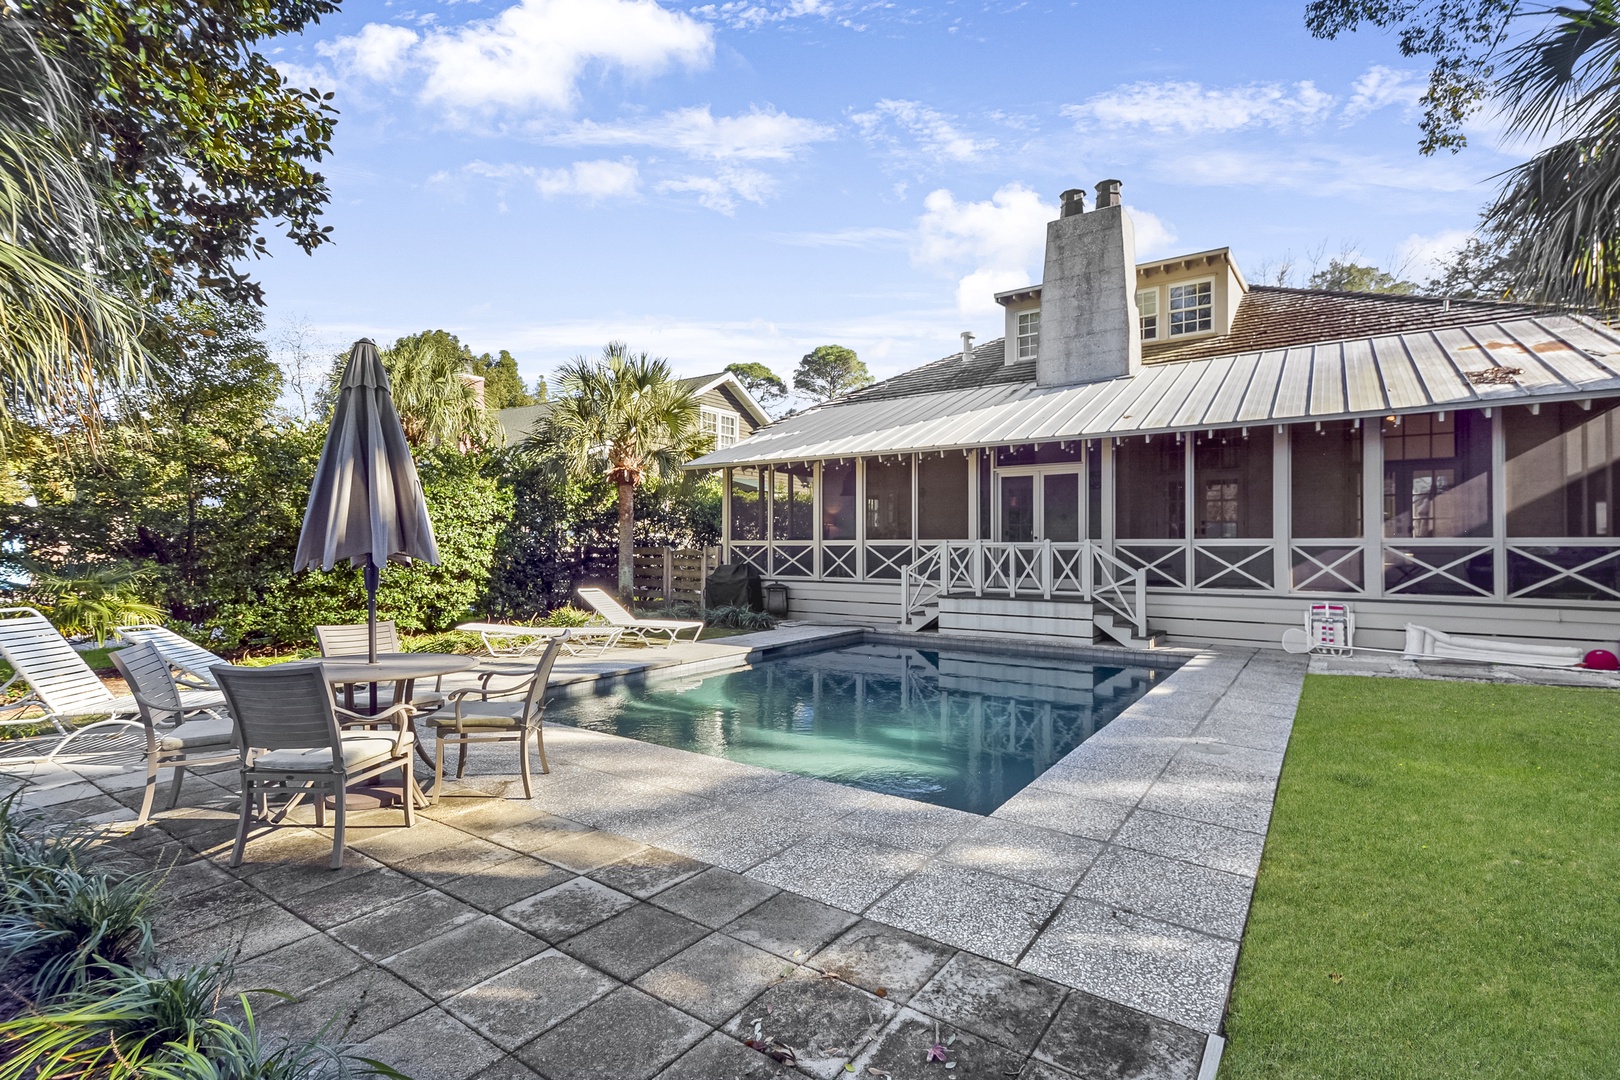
[
  {"xmin": 1016, "ymin": 310, "xmax": 1040, "ymax": 360},
  {"xmin": 1137, "ymin": 289, "xmax": 1159, "ymax": 340},
  {"xmin": 701, "ymin": 407, "xmax": 738, "ymax": 449},
  {"xmin": 1169, "ymin": 280, "xmax": 1214, "ymax": 336}
]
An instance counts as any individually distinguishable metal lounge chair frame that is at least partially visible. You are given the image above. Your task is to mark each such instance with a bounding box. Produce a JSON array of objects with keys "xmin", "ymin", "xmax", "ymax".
[
  {"xmin": 114, "ymin": 624, "xmax": 229, "ymax": 690},
  {"xmin": 108, "ymin": 641, "xmax": 237, "ymax": 825},
  {"xmin": 455, "ymin": 621, "xmax": 624, "ymax": 658},
  {"xmin": 575, "ymin": 587, "xmax": 704, "ymax": 646}
]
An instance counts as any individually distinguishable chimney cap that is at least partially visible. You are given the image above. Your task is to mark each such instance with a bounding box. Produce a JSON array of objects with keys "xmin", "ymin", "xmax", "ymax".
[
  {"xmin": 1059, "ymin": 188, "xmax": 1086, "ymax": 218},
  {"xmin": 1094, "ymin": 179, "xmax": 1123, "ymax": 209}
]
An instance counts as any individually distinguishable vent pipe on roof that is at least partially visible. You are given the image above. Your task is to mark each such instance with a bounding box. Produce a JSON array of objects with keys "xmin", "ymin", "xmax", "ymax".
[
  {"xmin": 961, "ymin": 331, "xmax": 975, "ymax": 363},
  {"xmin": 1094, "ymin": 179, "xmax": 1123, "ymax": 209},
  {"xmin": 1060, "ymin": 188, "xmax": 1086, "ymax": 218}
]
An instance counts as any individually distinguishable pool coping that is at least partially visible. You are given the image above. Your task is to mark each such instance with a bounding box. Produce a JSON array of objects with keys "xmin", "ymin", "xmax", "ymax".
[{"xmin": 472, "ymin": 627, "xmax": 1305, "ymax": 1037}]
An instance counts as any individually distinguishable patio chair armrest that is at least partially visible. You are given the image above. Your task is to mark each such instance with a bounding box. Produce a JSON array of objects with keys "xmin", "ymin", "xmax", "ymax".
[{"xmin": 334, "ymin": 701, "xmax": 415, "ymax": 728}]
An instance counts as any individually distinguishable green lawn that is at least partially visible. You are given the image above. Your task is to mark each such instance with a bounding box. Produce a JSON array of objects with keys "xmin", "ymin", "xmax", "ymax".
[{"xmin": 1221, "ymin": 675, "xmax": 1620, "ymax": 1080}]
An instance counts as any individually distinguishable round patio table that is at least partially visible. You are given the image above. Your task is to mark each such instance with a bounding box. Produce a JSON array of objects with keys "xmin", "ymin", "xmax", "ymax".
[{"xmin": 319, "ymin": 652, "xmax": 479, "ymax": 808}]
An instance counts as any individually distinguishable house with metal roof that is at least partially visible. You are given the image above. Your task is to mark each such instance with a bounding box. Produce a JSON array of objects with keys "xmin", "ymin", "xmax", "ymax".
[{"xmin": 688, "ymin": 180, "xmax": 1620, "ymax": 652}]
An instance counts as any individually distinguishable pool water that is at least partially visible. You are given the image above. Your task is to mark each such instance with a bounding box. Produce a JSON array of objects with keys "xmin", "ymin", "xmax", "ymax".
[{"xmin": 546, "ymin": 643, "xmax": 1161, "ymax": 815}]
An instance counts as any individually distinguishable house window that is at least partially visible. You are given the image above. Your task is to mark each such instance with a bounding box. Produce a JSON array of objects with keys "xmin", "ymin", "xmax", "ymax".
[
  {"xmin": 1137, "ymin": 288, "xmax": 1159, "ymax": 340},
  {"xmin": 701, "ymin": 408, "xmax": 739, "ymax": 449},
  {"xmin": 1169, "ymin": 280, "xmax": 1213, "ymax": 336},
  {"xmin": 1382, "ymin": 411, "xmax": 1490, "ymax": 538},
  {"xmin": 1016, "ymin": 310, "xmax": 1040, "ymax": 361},
  {"xmin": 1506, "ymin": 399, "xmax": 1620, "ymax": 537}
]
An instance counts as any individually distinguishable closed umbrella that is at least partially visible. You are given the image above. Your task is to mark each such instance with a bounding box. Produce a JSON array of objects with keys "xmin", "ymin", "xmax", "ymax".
[{"xmin": 294, "ymin": 338, "xmax": 439, "ymax": 663}]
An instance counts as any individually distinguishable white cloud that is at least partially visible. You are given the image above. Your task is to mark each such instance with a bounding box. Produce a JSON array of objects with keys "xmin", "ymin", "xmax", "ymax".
[
  {"xmin": 913, "ymin": 184, "xmax": 1052, "ymax": 317},
  {"xmin": 1397, "ymin": 228, "xmax": 1472, "ymax": 277},
  {"xmin": 458, "ymin": 158, "xmax": 641, "ymax": 202},
  {"xmin": 1064, "ymin": 80, "xmax": 1336, "ymax": 134},
  {"xmin": 657, "ymin": 166, "xmax": 774, "ymax": 213},
  {"xmin": 1127, "ymin": 206, "xmax": 1178, "ymax": 258},
  {"xmin": 769, "ymin": 226, "xmax": 909, "ymax": 248},
  {"xmin": 552, "ymin": 106, "xmax": 833, "ymax": 160},
  {"xmin": 327, "ymin": 0, "xmax": 713, "ymax": 117},
  {"xmin": 693, "ymin": 0, "xmax": 846, "ymax": 30},
  {"xmin": 852, "ymin": 99, "xmax": 996, "ymax": 163},
  {"xmin": 1343, "ymin": 65, "xmax": 1425, "ymax": 121},
  {"xmin": 317, "ymin": 23, "xmax": 419, "ymax": 81}
]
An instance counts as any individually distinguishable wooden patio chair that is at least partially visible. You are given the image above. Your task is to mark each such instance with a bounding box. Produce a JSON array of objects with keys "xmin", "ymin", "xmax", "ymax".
[
  {"xmin": 212, "ymin": 662, "xmax": 416, "ymax": 870},
  {"xmin": 576, "ymin": 587, "xmax": 704, "ymax": 646},
  {"xmin": 418, "ymin": 637, "xmax": 564, "ymax": 802},
  {"xmin": 107, "ymin": 641, "xmax": 236, "ymax": 825}
]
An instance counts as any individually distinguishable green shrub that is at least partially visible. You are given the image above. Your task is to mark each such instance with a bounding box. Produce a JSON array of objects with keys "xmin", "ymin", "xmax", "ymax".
[
  {"xmin": 0, "ymin": 862, "xmax": 157, "ymax": 1000},
  {"xmin": 542, "ymin": 604, "xmax": 593, "ymax": 627},
  {"xmin": 701, "ymin": 606, "xmax": 777, "ymax": 631}
]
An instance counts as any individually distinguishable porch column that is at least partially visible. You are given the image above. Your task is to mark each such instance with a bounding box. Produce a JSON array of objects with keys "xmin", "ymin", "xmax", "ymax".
[
  {"xmin": 1362, "ymin": 419, "xmax": 1384, "ymax": 598},
  {"xmin": 721, "ymin": 468, "xmax": 732, "ymax": 565},
  {"xmin": 1101, "ymin": 437, "xmax": 1117, "ymax": 551},
  {"xmin": 1273, "ymin": 425, "xmax": 1290, "ymax": 595},
  {"xmin": 813, "ymin": 459, "xmax": 824, "ymax": 579},
  {"xmin": 1491, "ymin": 408, "xmax": 1507, "ymax": 601}
]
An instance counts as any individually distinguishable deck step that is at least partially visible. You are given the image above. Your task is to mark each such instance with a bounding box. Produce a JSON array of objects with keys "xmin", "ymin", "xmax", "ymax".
[{"xmin": 1094, "ymin": 613, "xmax": 1165, "ymax": 650}]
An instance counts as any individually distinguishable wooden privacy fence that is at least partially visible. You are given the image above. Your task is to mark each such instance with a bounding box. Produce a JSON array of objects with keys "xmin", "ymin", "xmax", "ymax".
[{"xmin": 631, "ymin": 546, "xmax": 722, "ymax": 606}]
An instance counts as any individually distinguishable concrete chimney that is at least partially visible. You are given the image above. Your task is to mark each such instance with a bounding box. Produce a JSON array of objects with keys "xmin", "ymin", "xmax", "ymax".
[
  {"xmin": 1036, "ymin": 180, "xmax": 1140, "ymax": 386},
  {"xmin": 960, "ymin": 331, "xmax": 976, "ymax": 363}
]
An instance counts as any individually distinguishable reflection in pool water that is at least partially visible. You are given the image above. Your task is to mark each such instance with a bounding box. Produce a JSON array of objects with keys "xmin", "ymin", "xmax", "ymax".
[{"xmin": 545, "ymin": 643, "xmax": 1160, "ymax": 815}]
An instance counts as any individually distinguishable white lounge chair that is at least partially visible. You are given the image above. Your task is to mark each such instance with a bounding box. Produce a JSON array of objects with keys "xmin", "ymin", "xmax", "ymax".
[
  {"xmin": 1402, "ymin": 624, "xmax": 1587, "ymax": 669},
  {"xmin": 0, "ymin": 607, "xmax": 221, "ymax": 759},
  {"xmin": 455, "ymin": 621, "xmax": 623, "ymax": 658},
  {"xmin": 576, "ymin": 587, "xmax": 705, "ymax": 646},
  {"xmin": 108, "ymin": 641, "xmax": 236, "ymax": 825},
  {"xmin": 115, "ymin": 624, "xmax": 228, "ymax": 690}
]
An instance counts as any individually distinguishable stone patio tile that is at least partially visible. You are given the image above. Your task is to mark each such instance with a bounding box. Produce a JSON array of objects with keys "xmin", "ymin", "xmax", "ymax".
[
  {"xmin": 657, "ymin": 1032, "xmax": 800, "ymax": 1079},
  {"xmin": 354, "ymin": 1006, "xmax": 504, "ymax": 1080},
  {"xmin": 258, "ymin": 966, "xmax": 432, "ymax": 1045},
  {"xmin": 746, "ymin": 833, "xmax": 924, "ymax": 913},
  {"xmin": 277, "ymin": 867, "xmax": 429, "ymax": 930},
  {"xmin": 430, "ymin": 796, "xmax": 573, "ymax": 832},
  {"xmin": 47, "ymin": 793, "xmax": 124, "ymax": 820},
  {"xmin": 807, "ymin": 920, "xmax": 954, "ymax": 1003},
  {"xmin": 517, "ymin": 985, "xmax": 708, "ymax": 1080},
  {"xmin": 1017, "ymin": 898, "xmax": 1239, "ymax": 1033},
  {"xmin": 470, "ymin": 1057, "xmax": 547, "ymax": 1080},
  {"xmin": 1197, "ymin": 717, "xmax": 1293, "ymax": 755},
  {"xmin": 1137, "ymin": 776, "xmax": 1274, "ymax": 835},
  {"xmin": 1033, "ymin": 989, "xmax": 1206, "ymax": 1080},
  {"xmin": 330, "ymin": 890, "xmax": 482, "ymax": 961},
  {"xmin": 634, "ymin": 932, "xmax": 788, "ymax": 1024},
  {"xmin": 832, "ymin": 802, "xmax": 978, "ymax": 856},
  {"xmin": 849, "ymin": 1006, "xmax": 1027, "ymax": 1080},
  {"xmin": 230, "ymin": 827, "xmax": 383, "ymax": 881},
  {"xmin": 560, "ymin": 902, "xmax": 710, "ymax": 980},
  {"xmin": 19, "ymin": 781, "xmax": 102, "ymax": 808},
  {"xmin": 528, "ymin": 829, "xmax": 649, "ymax": 874},
  {"xmin": 722, "ymin": 971, "xmax": 896, "ymax": 1080},
  {"xmin": 1075, "ymin": 847, "xmax": 1254, "ymax": 939},
  {"xmin": 992, "ymin": 786, "xmax": 1136, "ymax": 842},
  {"xmin": 231, "ymin": 932, "xmax": 364, "ymax": 998},
  {"xmin": 1114, "ymin": 808, "xmax": 1265, "ymax": 878},
  {"xmin": 586, "ymin": 785, "xmax": 720, "ymax": 841},
  {"xmin": 499, "ymin": 876, "xmax": 635, "ymax": 941},
  {"xmin": 160, "ymin": 904, "xmax": 318, "ymax": 967},
  {"xmin": 154, "ymin": 878, "xmax": 272, "ymax": 942},
  {"xmin": 478, "ymin": 812, "xmax": 594, "ymax": 855},
  {"xmin": 1018, "ymin": 1061, "xmax": 1083, "ymax": 1080},
  {"xmin": 1177, "ymin": 741, "xmax": 1285, "ymax": 780},
  {"xmin": 445, "ymin": 949, "xmax": 617, "ymax": 1051},
  {"xmin": 383, "ymin": 914, "xmax": 546, "ymax": 1000},
  {"xmin": 155, "ymin": 855, "xmax": 237, "ymax": 899},
  {"xmin": 1123, "ymin": 689, "xmax": 1226, "ymax": 723},
  {"xmin": 741, "ymin": 774, "xmax": 885, "ymax": 824},
  {"xmin": 723, "ymin": 892, "xmax": 858, "ymax": 963},
  {"xmin": 391, "ymin": 836, "xmax": 521, "ymax": 886},
  {"xmin": 344, "ymin": 818, "xmax": 470, "ymax": 865},
  {"xmin": 441, "ymin": 855, "xmax": 574, "ymax": 912},
  {"xmin": 865, "ymin": 863, "xmax": 1063, "ymax": 965},
  {"xmin": 907, "ymin": 951, "xmax": 1067, "ymax": 1054},
  {"xmin": 657, "ymin": 809, "xmax": 824, "ymax": 872},
  {"xmin": 938, "ymin": 819, "xmax": 1104, "ymax": 893},
  {"xmin": 652, "ymin": 867, "xmax": 779, "ymax": 928},
  {"xmin": 587, "ymin": 845, "xmax": 707, "ymax": 899}
]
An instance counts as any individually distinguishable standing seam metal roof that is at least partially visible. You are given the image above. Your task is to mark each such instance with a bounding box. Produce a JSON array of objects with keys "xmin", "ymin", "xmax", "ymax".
[{"xmin": 687, "ymin": 314, "xmax": 1620, "ymax": 468}]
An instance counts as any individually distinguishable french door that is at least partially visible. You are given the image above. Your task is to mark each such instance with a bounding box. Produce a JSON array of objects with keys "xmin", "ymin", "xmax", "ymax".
[{"xmin": 995, "ymin": 468, "xmax": 1082, "ymax": 542}]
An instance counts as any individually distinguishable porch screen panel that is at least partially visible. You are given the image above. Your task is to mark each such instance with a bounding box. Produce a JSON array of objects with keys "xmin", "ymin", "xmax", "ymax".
[
  {"xmin": 864, "ymin": 456, "xmax": 912, "ymax": 539},
  {"xmin": 1116, "ymin": 437, "xmax": 1185, "ymax": 538},
  {"xmin": 917, "ymin": 454, "xmax": 970, "ymax": 539},
  {"xmin": 1087, "ymin": 444, "xmax": 1102, "ymax": 540},
  {"xmin": 822, "ymin": 461, "xmax": 857, "ymax": 540},
  {"xmin": 1382, "ymin": 409, "xmax": 1493, "ymax": 596},
  {"xmin": 1291, "ymin": 421, "xmax": 1362, "ymax": 537},
  {"xmin": 729, "ymin": 467, "xmax": 764, "ymax": 541},
  {"xmin": 1193, "ymin": 430, "xmax": 1272, "ymax": 537},
  {"xmin": 1504, "ymin": 400, "xmax": 1620, "ymax": 601},
  {"xmin": 772, "ymin": 463, "xmax": 815, "ymax": 540}
]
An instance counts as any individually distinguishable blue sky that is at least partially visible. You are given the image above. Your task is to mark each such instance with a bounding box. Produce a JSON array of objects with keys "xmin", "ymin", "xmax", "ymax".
[{"xmin": 258, "ymin": 0, "xmax": 1529, "ymax": 395}]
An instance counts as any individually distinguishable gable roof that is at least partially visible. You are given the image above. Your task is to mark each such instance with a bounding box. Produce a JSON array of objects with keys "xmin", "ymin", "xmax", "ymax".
[
  {"xmin": 678, "ymin": 371, "xmax": 772, "ymax": 427},
  {"xmin": 494, "ymin": 370, "xmax": 772, "ymax": 446},
  {"xmin": 688, "ymin": 312, "xmax": 1620, "ymax": 468}
]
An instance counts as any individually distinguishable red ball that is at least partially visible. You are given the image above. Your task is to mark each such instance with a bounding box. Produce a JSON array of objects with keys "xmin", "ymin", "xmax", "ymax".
[{"xmin": 1582, "ymin": 649, "xmax": 1620, "ymax": 670}]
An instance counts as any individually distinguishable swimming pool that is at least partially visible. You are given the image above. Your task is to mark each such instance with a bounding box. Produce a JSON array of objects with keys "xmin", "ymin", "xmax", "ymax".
[{"xmin": 546, "ymin": 642, "xmax": 1162, "ymax": 815}]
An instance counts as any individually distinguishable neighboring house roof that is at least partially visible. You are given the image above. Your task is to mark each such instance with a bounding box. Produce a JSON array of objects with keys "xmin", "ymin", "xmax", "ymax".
[
  {"xmin": 495, "ymin": 402, "xmax": 551, "ymax": 446},
  {"xmin": 493, "ymin": 370, "xmax": 771, "ymax": 447},
  {"xmin": 679, "ymin": 371, "xmax": 772, "ymax": 427},
  {"xmin": 688, "ymin": 312, "xmax": 1620, "ymax": 468}
]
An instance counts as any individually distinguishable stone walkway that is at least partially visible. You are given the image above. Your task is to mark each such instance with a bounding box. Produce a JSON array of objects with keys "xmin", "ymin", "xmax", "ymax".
[{"xmin": 2, "ymin": 629, "xmax": 1310, "ymax": 1079}]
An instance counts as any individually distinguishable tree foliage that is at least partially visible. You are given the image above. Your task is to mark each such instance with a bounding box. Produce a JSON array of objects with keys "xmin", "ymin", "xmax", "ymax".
[
  {"xmin": 19, "ymin": 0, "xmax": 340, "ymax": 303},
  {"xmin": 792, "ymin": 345, "xmax": 872, "ymax": 403},
  {"xmin": 1304, "ymin": 0, "xmax": 1520, "ymax": 154},
  {"xmin": 476, "ymin": 349, "xmax": 541, "ymax": 409},
  {"xmin": 376, "ymin": 331, "xmax": 499, "ymax": 450},
  {"xmin": 1307, "ymin": 258, "xmax": 1419, "ymax": 293},
  {"xmin": 725, "ymin": 361, "xmax": 788, "ymax": 414},
  {"xmin": 1422, "ymin": 235, "xmax": 1520, "ymax": 298}
]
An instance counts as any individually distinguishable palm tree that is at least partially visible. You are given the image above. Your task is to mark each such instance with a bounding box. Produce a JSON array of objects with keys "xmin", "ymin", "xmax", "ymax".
[
  {"xmin": 1483, "ymin": 3, "xmax": 1620, "ymax": 309},
  {"xmin": 0, "ymin": 14, "xmax": 144, "ymax": 439},
  {"xmin": 378, "ymin": 332, "xmax": 499, "ymax": 449},
  {"xmin": 537, "ymin": 343, "xmax": 712, "ymax": 596}
]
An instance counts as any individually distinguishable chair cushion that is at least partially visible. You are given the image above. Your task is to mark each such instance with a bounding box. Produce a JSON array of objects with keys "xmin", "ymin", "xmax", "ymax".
[
  {"xmin": 251, "ymin": 733, "xmax": 411, "ymax": 772},
  {"xmin": 158, "ymin": 717, "xmax": 235, "ymax": 751},
  {"xmin": 422, "ymin": 702, "xmax": 527, "ymax": 729}
]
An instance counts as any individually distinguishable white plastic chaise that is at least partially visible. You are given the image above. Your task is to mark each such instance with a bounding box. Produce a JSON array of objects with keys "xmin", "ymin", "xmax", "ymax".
[
  {"xmin": 455, "ymin": 622, "xmax": 624, "ymax": 658},
  {"xmin": 115, "ymin": 624, "xmax": 230, "ymax": 690},
  {"xmin": 1401, "ymin": 624, "xmax": 1587, "ymax": 669},
  {"xmin": 0, "ymin": 608, "xmax": 222, "ymax": 760},
  {"xmin": 575, "ymin": 588, "xmax": 705, "ymax": 647}
]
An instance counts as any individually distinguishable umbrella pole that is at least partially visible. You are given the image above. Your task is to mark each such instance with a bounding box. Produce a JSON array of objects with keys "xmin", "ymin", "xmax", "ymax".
[{"xmin": 365, "ymin": 560, "xmax": 380, "ymax": 665}]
